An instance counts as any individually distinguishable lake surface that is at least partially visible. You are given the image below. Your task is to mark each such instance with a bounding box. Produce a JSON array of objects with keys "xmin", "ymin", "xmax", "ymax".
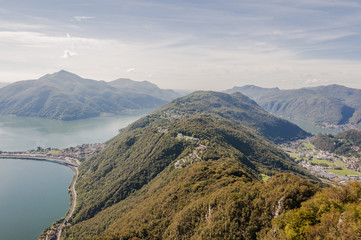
[
  {"xmin": 0, "ymin": 111, "xmax": 151, "ymax": 239},
  {"xmin": 0, "ymin": 110, "xmax": 151, "ymax": 151},
  {"xmin": 288, "ymin": 118, "xmax": 342, "ymax": 135},
  {"xmin": 0, "ymin": 158, "xmax": 73, "ymax": 240}
]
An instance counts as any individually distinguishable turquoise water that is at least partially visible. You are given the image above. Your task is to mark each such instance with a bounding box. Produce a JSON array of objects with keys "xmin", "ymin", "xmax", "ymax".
[
  {"xmin": 0, "ymin": 158, "xmax": 73, "ymax": 240},
  {"xmin": 0, "ymin": 111, "xmax": 150, "ymax": 239}
]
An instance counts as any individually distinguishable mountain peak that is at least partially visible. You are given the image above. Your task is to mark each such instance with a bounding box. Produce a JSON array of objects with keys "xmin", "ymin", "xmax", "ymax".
[
  {"xmin": 0, "ymin": 70, "xmax": 179, "ymax": 120},
  {"xmin": 50, "ymin": 70, "xmax": 80, "ymax": 78},
  {"xmin": 58, "ymin": 69, "xmax": 71, "ymax": 73},
  {"xmin": 39, "ymin": 70, "xmax": 83, "ymax": 82}
]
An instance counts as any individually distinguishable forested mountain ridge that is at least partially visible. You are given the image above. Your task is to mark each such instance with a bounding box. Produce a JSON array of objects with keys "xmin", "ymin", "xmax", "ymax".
[
  {"xmin": 311, "ymin": 129, "xmax": 361, "ymax": 157},
  {"xmin": 151, "ymin": 91, "xmax": 310, "ymax": 143},
  {"xmin": 0, "ymin": 70, "xmax": 180, "ymax": 120},
  {"xmin": 109, "ymin": 78, "xmax": 179, "ymax": 101},
  {"xmin": 225, "ymin": 84, "xmax": 361, "ymax": 128},
  {"xmin": 62, "ymin": 91, "xmax": 318, "ymax": 239}
]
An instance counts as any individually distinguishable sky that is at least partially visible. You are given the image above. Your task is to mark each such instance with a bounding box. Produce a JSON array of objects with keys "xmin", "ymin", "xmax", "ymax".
[{"xmin": 1, "ymin": 0, "xmax": 361, "ymax": 90}]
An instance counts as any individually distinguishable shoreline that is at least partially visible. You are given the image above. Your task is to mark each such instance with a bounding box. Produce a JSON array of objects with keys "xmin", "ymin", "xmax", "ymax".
[
  {"xmin": 55, "ymin": 165, "xmax": 78, "ymax": 240},
  {"xmin": 0, "ymin": 154, "xmax": 79, "ymax": 167},
  {"xmin": 0, "ymin": 155, "xmax": 79, "ymax": 240}
]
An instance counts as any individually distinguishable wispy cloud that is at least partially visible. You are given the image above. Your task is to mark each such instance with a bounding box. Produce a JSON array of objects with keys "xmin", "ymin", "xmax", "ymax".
[
  {"xmin": 73, "ymin": 16, "xmax": 95, "ymax": 21},
  {"xmin": 0, "ymin": 31, "xmax": 116, "ymax": 48},
  {"xmin": 0, "ymin": 21, "xmax": 50, "ymax": 31},
  {"xmin": 62, "ymin": 50, "xmax": 78, "ymax": 59},
  {"xmin": 1, "ymin": 0, "xmax": 361, "ymax": 89}
]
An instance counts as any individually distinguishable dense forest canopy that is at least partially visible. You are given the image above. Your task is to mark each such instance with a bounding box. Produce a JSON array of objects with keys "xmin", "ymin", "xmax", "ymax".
[
  {"xmin": 311, "ymin": 130, "xmax": 361, "ymax": 157},
  {"xmin": 59, "ymin": 91, "xmax": 361, "ymax": 240},
  {"xmin": 226, "ymin": 84, "xmax": 361, "ymax": 128}
]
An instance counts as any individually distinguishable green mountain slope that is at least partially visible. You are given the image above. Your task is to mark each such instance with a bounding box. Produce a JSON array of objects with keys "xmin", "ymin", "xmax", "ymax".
[
  {"xmin": 61, "ymin": 91, "xmax": 316, "ymax": 239},
  {"xmin": 0, "ymin": 70, "xmax": 180, "ymax": 120},
  {"xmin": 267, "ymin": 182, "xmax": 361, "ymax": 240},
  {"xmin": 311, "ymin": 130, "xmax": 361, "ymax": 157},
  {"xmin": 225, "ymin": 84, "xmax": 361, "ymax": 128},
  {"xmin": 152, "ymin": 91, "xmax": 310, "ymax": 143},
  {"xmin": 109, "ymin": 78, "xmax": 179, "ymax": 101}
]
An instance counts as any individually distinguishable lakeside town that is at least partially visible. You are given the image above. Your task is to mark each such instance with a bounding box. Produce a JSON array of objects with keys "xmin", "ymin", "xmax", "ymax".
[
  {"xmin": 281, "ymin": 138, "xmax": 361, "ymax": 184},
  {"xmin": 320, "ymin": 122, "xmax": 361, "ymax": 132},
  {"xmin": 0, "ymin": 143, "xmax": 106, "ymax": 165}
]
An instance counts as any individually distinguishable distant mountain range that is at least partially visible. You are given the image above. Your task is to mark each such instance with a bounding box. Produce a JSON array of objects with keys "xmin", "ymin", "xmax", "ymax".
[
  {"xmin": 63, "ymin": 91, "xmax": 315, "ymax": 239},
  {"xmin": 0, "ymin": 70, "xmax": 181, "ymax": 120},
  {"xmin": 225, "ymin": 84, "xmax": 361, "ymax": 128},
  {"xmin": 311, "ymin": 130, "xmax": 361, "ymax": 158}
]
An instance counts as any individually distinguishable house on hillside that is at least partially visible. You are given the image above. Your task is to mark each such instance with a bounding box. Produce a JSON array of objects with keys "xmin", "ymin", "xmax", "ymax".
[
  {"xmin": 186, "ymin": 137, "xmax": 199, "ymax": 141},
  {"xmin": 177, "ymin": 133, "xmax": 184, "ymax": 139},
  {"xmin": 196, "ymin": 144, "xmax": 207, "ymax": 151}
]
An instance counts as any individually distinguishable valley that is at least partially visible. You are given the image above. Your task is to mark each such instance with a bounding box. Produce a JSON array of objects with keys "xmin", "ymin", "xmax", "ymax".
[
  {"xmin": 226, "ymin": 84, "xmax": 361, "ymax": 131},
  {"xmin": 282, "ymin": 138, "xmax": 361, "ymax": 184},
  {"xmin": 3, "ymin": 1, "xmax": 361, "ymax": 239},
  {"xmin": 1, "ymin": 88, "xmax": 361, "ymax": 240},
  {"xmin": 60, "ymin": 91, "xmax": 317, "ymax": 239}
]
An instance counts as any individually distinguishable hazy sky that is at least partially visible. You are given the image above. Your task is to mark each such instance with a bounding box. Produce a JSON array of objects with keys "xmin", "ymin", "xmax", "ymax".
[{"xmin": 1, "ymin": 0, "xmax": 361, "ymax": 90}]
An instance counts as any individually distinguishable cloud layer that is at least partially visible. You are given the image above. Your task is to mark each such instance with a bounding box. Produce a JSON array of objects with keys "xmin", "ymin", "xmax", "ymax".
[{"xmin": 0, "ymin": 0, "xmax": 360, "ymax": 90}]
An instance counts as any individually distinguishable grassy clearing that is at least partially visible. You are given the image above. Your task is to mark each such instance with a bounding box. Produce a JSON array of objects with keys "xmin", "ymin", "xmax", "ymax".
[
  {"xmin": 48, "ymin": 150, "xmax": 61, "ymax": 155},
  {"xmin": 334, "ymin": 159, "xmax": 348, "ymax": 168},
  {"xmin": 261, "ymin": 174, "xmax": 270, "ymax": 182},
  {"xmin": 302, "ymin": 142, "xmax": 315, "ymax": 150},
  {"xmin": 286, "ymin": 152, "xmax": 303, "ymax": 161},
  {"xmin": 326, "ymin": 168, "xmax": 361, "ymax": 176},
  {"xmin": 311, "ymin": 159, "xmax": 334, "ymax": 167}
]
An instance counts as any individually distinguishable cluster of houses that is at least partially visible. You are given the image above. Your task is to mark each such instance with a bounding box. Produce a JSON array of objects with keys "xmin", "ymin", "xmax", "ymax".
[
  {"xmin": 300, "ymin": 160, "xmax": 361, "ymax": 183},
  {"xmin": 343, "ymin": 157, "xmax": 361, "ymax": 172},
  {"xmin": 1, "ymin": 143, "xmax": 106, "ymax": 163},
  {"xmin": 308, "ymin": 150, "xmax": 359, "ymax": 173},
  {"xmin": 160, "ymin": 110, "xmax": 186, "ymax": 122},
  {"xmin": 177, "ymin": 133, "xmax": 199, "ymax": 141},
  {"xmin": 174, "ymin": 144, "xmax": 207, "ymax": 169},
  {"xmin": 60, "ymin": 143, "xmax": 106, "ymax": 160},
  {"xmin": 282, "ymin": 139, "xmax": 361, "ymax": 183},
  {"xmin": 299, "ymin": 160, "xmax": 348, "ymax": 182},
  {"xmin": 158, "ymin": 128, "xmax": 169, "ymax": 134},
  {"xmin": 352, "ymin": 146, "xmax": 361, "ymax": 152},
  {"xmin": 39, "ymin": 227, "xmax": 57, "ymax": 240},
  {"xmin": 320, "ymin": 123, "xmax": 361, "ymax": 132},
  {"xmin": 157, "ymin": 129, "xmax": 202, "ymax": 143},
  {"xmin": 39, "ymin": 223, "xmax": 72, "ymax": 240}
]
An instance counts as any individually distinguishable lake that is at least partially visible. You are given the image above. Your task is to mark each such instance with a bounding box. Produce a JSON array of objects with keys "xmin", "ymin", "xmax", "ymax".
[
  {"xmin": 0, "ymin": 111, "xmax": 150, "ymax": 239},
  {"xmin": 0, "ymin": 110, "xmax": 151, "ymax": 151},
  {"xmin": 0, "ymin": 158, "xmax": 73, "ymax": 240},
  {"xmin": 288, "ymin": 118, "xmax": 342, "ymax": 135}
]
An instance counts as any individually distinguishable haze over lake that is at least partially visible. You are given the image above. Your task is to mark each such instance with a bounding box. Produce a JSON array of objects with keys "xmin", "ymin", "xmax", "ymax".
[
  {"xmin": 288, "ymin": 118, "xmax": 341, "ymax": 135},
  {"xmin": 0, "ymin": 110, "xmax": 151, "ymax": 151}
]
